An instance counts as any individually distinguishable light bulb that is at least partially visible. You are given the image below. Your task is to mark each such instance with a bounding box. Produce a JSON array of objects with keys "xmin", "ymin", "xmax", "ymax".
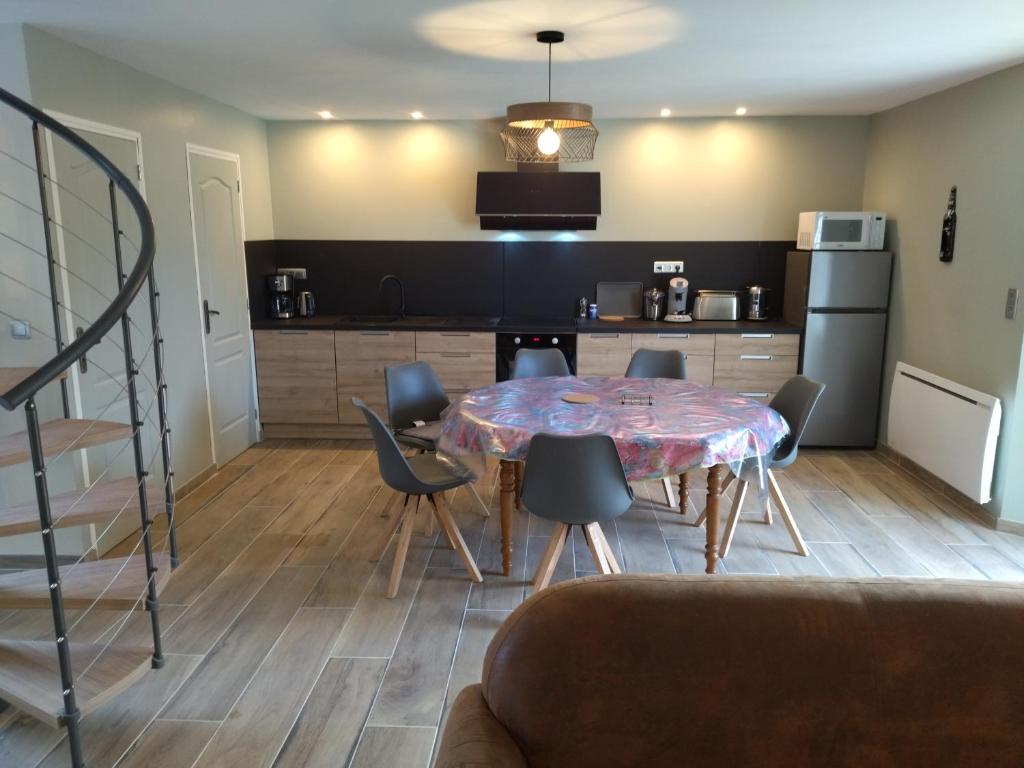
[{"xmin": 537, "ymin": 123, "xmax": 561, "ymax": 155}]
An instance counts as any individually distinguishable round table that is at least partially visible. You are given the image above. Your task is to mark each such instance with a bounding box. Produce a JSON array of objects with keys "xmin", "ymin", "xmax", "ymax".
[{"xmin": 437, "ymin": 376, "xmax": 789, "ymax": 576}]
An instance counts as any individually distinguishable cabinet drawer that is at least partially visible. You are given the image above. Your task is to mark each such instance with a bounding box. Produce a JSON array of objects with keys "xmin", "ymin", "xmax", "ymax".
[
  {"xmin": 416, "ymin": 351, "xmax": 494, "ymax": 392},
  {"xmin": 683, "ymin": 354, "xmax": 715, "ymax": 386},
  {"xmin": 336, "ymin": 330, "xmax": 416, "ymax": 424},
  {"xmin": 254, "ymin": 330, "xmax": 338, "ymax": 424},
  {"xmin": 415, "ymin": 331, "xmax": 495, "ymax": 355},
  {"xmin": 630, "ymin": 333, "xmax": 715, "ymax": 355},
  {"xmin": 577, "ymin": 333, "xmax": 632, "ymax": 377},
  {"xmin": 713, "ymin": 354, "xmax": 799, "ymax": 394},
  {"xmin": 715, "ymin": 332, "xmax": 800, "ymax": 356}
]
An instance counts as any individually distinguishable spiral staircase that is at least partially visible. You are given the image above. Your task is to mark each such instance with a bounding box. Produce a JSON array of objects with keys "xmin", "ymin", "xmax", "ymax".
[{"xmin": 0, "ymin": 87, "xmax": 177, "ymax": 767}]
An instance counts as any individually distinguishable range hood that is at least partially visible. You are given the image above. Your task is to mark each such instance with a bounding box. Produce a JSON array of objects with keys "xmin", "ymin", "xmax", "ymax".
[{"xmin": 476, "ymin": 171, "xmax": 600, "ymax": 230}]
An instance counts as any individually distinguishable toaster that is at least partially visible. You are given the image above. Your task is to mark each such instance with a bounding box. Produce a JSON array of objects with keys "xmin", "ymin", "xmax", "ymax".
[{"xmin": 692, "ymin": 290, "xmax": 740, "ymax": 321}]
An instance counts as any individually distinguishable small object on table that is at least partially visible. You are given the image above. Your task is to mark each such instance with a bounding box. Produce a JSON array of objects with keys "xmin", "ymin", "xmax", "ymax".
[
  {"xmin": 563, "ymin": 393, "xmax": 600, "ymax": 404},
  {"xmin": 599, "ymin": 315, "xmax": 625, "ymax": 322},
  {"xmin": 619, "ymin": 391, "xmax": 654, "ymax": 406},
  {"xmin": 578, "ymin": 297, "xmax": 589, "ymax": 318},
  {"xmin": 587, "ymin": 303, "xmax": 598, "ymax": 319}
]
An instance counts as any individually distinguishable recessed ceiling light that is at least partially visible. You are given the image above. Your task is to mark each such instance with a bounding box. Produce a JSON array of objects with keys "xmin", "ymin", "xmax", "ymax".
[
  {"xmin": 735, "ymin": 106, "xmax": 748, "ymax": 116},
  {"xmin": 410, "ymin": 111, "xmax": 424, "ymax": 120},
  {"xmin": 317, "ymin": 110, "xmax": 334, "ymax": 120},
  {"xmin": 659, "ymin": 107, "xmax": 671, "ymax": 118}
]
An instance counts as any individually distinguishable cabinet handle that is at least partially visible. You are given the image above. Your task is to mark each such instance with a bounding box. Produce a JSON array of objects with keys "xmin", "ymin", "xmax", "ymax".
[
  {"xmin": 741, "ymin": 333, "xmax": 774, "ymax": 339},
  {"xmin": 440, "ymin": 352, "xmax": 472, "ymax": 358},
  {"xmin": 277, "ymin": 330, "xmax": 309, "ymax": 335},
  {"xmin": 740, "ymin": 354, "xmax": 773, "ymax": 361},
  {"xmin": 359, "ymin": 331, "xmax": 391, "ymax": 336},
  {"xmin": 590, "ymin": 333, "xmax": 620, "ymax": 339},
  {"xmin": 440, "ymin": 332, "xmax": 471, "ymax": 337},
  {"xmin": 740, "ymin": 391, "xmax": 771, "ymax": 398},
  {"xmin": 657, "ymin": 333, "xmax": 690, "ymax": 339}
]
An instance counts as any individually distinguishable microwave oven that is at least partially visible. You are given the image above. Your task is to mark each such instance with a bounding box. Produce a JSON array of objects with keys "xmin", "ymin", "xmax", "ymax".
[{"xmin": 797, "ymin": 211, "xmax": 886, "ymax": 251}]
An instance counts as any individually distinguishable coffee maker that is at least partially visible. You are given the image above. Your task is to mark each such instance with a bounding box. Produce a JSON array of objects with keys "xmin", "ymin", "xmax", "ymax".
[
  {"xmin": 267, "ymin": 273, "xmax": 295, "ymax": 319},
  {"xmin": 664, "ymin": 277, "xmax": 691, "ymax": 323}
]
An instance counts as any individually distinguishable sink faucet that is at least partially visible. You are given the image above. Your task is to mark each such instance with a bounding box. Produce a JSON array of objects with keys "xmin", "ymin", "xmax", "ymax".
[{"xmin": 378, "ymin": 274, "xmax": 406, "ymax": 319}]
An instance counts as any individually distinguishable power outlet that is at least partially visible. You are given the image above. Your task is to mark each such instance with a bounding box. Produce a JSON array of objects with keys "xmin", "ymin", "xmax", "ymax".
[
  {"xmin": 1007, "ymin": 288, "xmax": 1020, "ymax": 320},
  {"xmin": 654, "ymin": 261, "xmax": 684, "ymax": 274},
  {"xmin": 9, "ymin": 320, "xmax": 30, "ymax": 339},
  {"xmin": 277, "ymin": 267, "xmax": 308, "ymax": 280}
]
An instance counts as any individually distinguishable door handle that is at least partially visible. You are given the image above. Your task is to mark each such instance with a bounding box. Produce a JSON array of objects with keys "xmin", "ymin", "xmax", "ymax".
[
  {"xmin": 75, "ymin": 326, "xmax": 87, "ymax": 373},
  {"xmin": 203, "ymin": 299, "xmax": 220, "ymax": 335}
]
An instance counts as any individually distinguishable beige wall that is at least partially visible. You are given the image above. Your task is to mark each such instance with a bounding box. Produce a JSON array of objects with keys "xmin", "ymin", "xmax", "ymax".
[
  {"xmin": 21, "ymin": 25, "xmax": 276, "ymax": 488},
  {"xmin": 862, "ymin": 63, "xmax": 1024, "ymax": 521},
  {"xmin": 267, "ymin": 116, "xmax": 869, "ymax": 241}
]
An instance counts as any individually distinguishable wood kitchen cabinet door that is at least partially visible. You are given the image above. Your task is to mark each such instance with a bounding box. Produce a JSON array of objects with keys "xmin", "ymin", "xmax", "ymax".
[
  {"xmin": 630, "ymin": 333, "xmax": 715, "ymax": 385},
  {"xmin": 254, "ymin": 330, "xmax": 338, "ymax": 424},
  {"xmin": 713, "ymin": 332, "xmax": 799, "ymax": 398},
  {"xmin": 336, "ymin": 330, "xmax": 416, "ymax": 424},
  {"xmin": 577, "ymin": 333, "xmax": 632, "ymax": 377},
  {"xmin": 416, "ymin": 332, "xmax": 495, "ymax": 393}
]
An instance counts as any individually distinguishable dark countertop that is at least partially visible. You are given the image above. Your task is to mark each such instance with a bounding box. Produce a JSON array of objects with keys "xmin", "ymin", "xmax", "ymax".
[{"xmin": 252, "ymin": 315, "xmax": 801, "ymax": 334}]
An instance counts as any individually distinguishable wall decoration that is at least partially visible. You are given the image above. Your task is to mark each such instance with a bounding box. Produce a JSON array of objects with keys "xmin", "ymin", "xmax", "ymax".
[{"xmin": 939, "ymin": 185, "xmax": 957, "ymax": 262}]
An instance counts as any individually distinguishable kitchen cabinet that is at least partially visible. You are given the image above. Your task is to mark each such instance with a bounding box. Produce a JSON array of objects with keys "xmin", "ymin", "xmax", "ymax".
[
  {"xmin": 253, "ymin": 330, "xmax": 338, "ymax": 424},
  {"xmin": 335, "ymin": 330, "xmax": 415, "ymax": 424},
  {"xmin": 577, "ymin": 333, "xmax": 632, "ymax": 377},
  {"xmin": 630, "ymin": 332, "xmax": 715, "ymax": 386},
  {"xmin": 415, "ymin": 332, "xmax": 495, "ymax": 393},
  {"xmin": 713, "ymin": 332, "xmax": 799, "ymax": 398}
]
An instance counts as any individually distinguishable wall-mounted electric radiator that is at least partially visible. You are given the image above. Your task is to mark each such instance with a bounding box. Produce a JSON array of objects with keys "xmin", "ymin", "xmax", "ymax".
[{"xmin": 888, "ymin": 362, "xmax": 1001, "ymax": 504}]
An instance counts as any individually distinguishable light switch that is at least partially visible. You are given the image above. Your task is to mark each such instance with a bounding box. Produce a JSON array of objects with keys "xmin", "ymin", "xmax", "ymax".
[
  {"xmin": 1007, "ymin": 288, "xmax": 1020, "ymax": 320},
  {"xmin": 9, "ymin": 320, "xmax": 31, "ymax": 339}
]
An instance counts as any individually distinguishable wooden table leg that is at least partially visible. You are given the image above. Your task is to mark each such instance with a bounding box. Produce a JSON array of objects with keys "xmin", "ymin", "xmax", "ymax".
[
  {"xmin": 704, "ymin": 464, "xmax": 726, "ymax": 574},
  {"xmin": 513, "ymin": 461, "xmax": 523, "ymax": 510},
  {"xmin": 677, "ymin": 472, "xmax": 690, "ymax": 515},
  {"xmin": 499, "ymin": 460, "xmax": 516, "ymax": 576}
]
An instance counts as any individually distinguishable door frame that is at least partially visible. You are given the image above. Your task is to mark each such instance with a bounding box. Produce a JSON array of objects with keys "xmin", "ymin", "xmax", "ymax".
[{"xmin": 184, "ymin": 143, "xmax": 260, "ymax": 465}]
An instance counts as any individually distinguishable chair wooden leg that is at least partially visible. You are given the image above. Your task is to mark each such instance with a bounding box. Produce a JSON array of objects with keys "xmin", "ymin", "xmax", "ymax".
[
  {"xmin": 583, "ymin": 523, "xmax": 614, "ymax": 575},
  {"xmin": 767, "ymin": 470, "xmax": 808, "ymax": 556},
  {"xmin": 533, "ymin": 522, "xmax": 568, "ymax": 591},
  {"xmin": 387, "ymin": 505, "xmax": 417, "ymax": 598},
  {"xmin": 423, "ymin": 495, "xmax": 435, "ymax": 537},
  {"xmin": 467, "ymin": 483, "xmax": 491, "ymax": 518},
  {"xmin": 591, "ymin": 524, "xmax": 622, "ymax": 573},
  {"xmin": 372, "ymin": 495, "xmax": 410, "ymax": 562},
  {"xmin": 719, "ymin": 479, "xmax": 749, "ymax": 560},
  {"xmin": 661, "ymin": 477, "xmax": 677, "ymax": 509},
  {"xmin": 430, "ymin": 493, "xmax": 483, "ymax": 583}
]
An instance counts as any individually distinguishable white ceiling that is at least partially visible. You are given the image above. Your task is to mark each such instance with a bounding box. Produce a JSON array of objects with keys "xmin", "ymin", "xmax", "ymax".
[{"xmin": 3, "ymin": 0, "xmax": 1023, "ymax": 120}]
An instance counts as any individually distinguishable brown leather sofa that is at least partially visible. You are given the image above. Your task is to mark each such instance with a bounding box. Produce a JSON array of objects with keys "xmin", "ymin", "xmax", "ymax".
[{"xmin": 436, "ymin": 574, "xmax": 1024, "ymax": 767}]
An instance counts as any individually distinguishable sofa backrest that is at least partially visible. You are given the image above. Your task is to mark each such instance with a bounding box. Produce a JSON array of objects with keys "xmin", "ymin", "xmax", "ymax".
[{"xmin": 481, "ymin": 575, "xmax": 1024, "ymax": 768}]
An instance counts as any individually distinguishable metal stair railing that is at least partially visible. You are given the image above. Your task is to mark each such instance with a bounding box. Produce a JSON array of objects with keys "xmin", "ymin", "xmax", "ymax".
[{"xmin": 0, "ymin": 85, "xmax": 178, "ymax": 768}]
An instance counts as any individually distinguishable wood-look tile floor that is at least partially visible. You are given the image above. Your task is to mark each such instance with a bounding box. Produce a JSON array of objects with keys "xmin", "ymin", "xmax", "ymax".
[{"xmin": 2, "ymin": 440, "xmax": 1023, "ymax": 767}]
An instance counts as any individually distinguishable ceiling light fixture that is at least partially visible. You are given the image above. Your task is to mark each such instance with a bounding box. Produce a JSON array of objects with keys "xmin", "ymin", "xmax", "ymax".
[
  {"xmin": 660, "ymin": 107, "xmax": 672, "ymax": 118},
  {"xmin": 735, "ymin": 106, "xmax": 748, "ymax": 116},
  {"xmin": 317, "ymin": 110, "xmax": 335, "ymax": 120},
  {"xmin": 410, "ymin": 111, "xmax": 424, "ymax": 120},
  {"xmin": 499, "ymin": 31, "xmax": 598, "ymax": 163}
]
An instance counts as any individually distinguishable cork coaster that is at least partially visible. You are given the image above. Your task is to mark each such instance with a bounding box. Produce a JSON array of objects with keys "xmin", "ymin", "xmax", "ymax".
[{"xmin": 563, "ymin": 393, "xmax": 599, "ymax": 404}]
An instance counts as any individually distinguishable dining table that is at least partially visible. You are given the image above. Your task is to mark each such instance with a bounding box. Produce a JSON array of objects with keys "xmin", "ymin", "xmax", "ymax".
[{"xmin": 437, "ymin": 376, "xmax": 789, "ymax": 576}]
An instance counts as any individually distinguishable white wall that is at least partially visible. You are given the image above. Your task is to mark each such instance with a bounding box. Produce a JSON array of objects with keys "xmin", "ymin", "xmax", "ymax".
[
  {"xmin": 862, "ymin": 63, "xmax": 1024, "ymax": 521},
  {"xmin": 20, "ymin": 25, "xmax": 276, "ymax": 488},
  {"xmin": 267, "ymin": 116, "xmax": 869, "ymax": 241}
]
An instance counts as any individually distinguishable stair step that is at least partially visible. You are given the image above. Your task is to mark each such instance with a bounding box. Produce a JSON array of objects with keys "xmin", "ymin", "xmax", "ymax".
[
  {"xmin": 0, "ymin": 552, "xmax": 171, "ymax": 610},
  {"xmin": 0, "ymin": 478, "xmax": 164, "ymax": 538},
  {"xmin": 0, "ymin": 366, "xmax": 69, "ymax": 397},
  {"xmin": 0, "ymin": 639, "xmax": 152, "ymax": 727},
  {"xmin": 0, "ymin": 418, "xmax": 133, "ymax": 469}
]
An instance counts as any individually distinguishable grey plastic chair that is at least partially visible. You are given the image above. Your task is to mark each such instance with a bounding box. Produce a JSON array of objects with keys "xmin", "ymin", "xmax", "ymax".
[
  {"xmin": 696, "ymin": 376, "xmax": 826, "ymax": 559},
  {"xmin": 353, "ymin": 397, "xmax": 482, "ymax": 598},
  {"xmin": 512, "ymin": 348, "xmax": 571, "ymax": 379},
  {"xmin": 384, "ymin": 362, "xmax": 490, "ymax": 517},
  {"xmin": 625, "ymin": 348, "xmax": 687, "ymax": 380},
  {"xmin": 520, "ymin": 433, "xmax": 634, "ymax": 590}
]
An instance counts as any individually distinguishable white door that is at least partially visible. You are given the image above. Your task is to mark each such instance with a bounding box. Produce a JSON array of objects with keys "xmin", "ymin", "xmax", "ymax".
[{"xmin": 187, "ymin": 147, "xmax": 255, "ymax": 464}]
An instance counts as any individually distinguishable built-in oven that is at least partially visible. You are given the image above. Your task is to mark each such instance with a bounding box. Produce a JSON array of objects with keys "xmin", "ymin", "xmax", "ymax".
[{"xmin": 496, "ymin": 331, "xmax": 577, "ymax": 381}]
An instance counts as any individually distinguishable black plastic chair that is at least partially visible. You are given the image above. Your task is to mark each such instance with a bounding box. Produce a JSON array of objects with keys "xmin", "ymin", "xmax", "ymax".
[
  {"xmin": 696, "ymin": 376, "xmax": 826, "ymax": 558},
  {"xmin": 353, "ymin": 397, "xmax": 482, "ymax": 597},
  {"xmin": 520, "ymin": 433, "xmax": 634, "ymax": 590},
  {"xmin": 385, "ymin": 362, "xmax": 490, "ymax": 517},
  {"xmin": 625, "ymin": 348, "xmax": 687, "ymax": 380},
  {"xmin": 512, "ymin": 348, "xmax": 571, "ymax": 379}
]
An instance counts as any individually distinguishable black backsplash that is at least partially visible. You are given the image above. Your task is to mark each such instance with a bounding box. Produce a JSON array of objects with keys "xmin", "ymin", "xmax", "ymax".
[{"xmin": 245, "ymin": 240, "xmax": 793, "ymax": 321}]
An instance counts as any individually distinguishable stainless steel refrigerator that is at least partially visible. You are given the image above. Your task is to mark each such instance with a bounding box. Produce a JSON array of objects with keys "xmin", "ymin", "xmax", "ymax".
[{"xmin": 784, "ymin": 250, "xmax": 893, "ymax": 447}]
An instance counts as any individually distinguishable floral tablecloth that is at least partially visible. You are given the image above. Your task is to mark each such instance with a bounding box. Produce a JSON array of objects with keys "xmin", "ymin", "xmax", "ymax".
[{"xmin": 437, "ymin": 376, "xmax": 789, "ymax": 481}]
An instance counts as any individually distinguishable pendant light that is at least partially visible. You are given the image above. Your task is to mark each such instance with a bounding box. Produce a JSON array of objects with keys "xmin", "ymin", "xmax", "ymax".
[{"xmin": 499, "ymin": 31, "xmax": 598, "ymax": 163}]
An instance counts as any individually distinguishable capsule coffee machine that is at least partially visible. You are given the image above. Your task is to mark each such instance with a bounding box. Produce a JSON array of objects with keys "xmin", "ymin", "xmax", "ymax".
[
  {"xmin": 663, "ymin": 276, "xmax": 691, "ymax": 323},
  {"xmin": 267, "ymin": 273, "xmax": 295, "ymax": 319}
]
